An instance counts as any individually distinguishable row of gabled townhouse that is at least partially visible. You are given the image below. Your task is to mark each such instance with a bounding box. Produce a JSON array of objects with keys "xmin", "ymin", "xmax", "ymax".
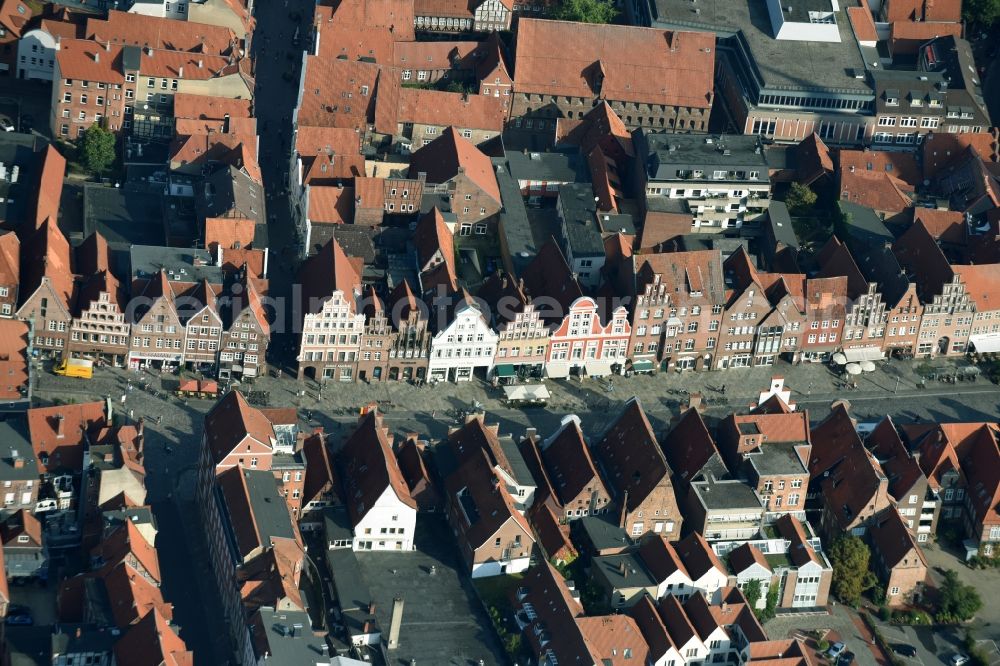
[{"xmin": 9, "ymin": 214, "xmax": 270, "ymax": 379}]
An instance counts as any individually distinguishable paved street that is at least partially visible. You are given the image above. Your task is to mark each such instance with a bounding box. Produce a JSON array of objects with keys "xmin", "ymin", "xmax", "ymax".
[
  {"xmin": 921, "ymin": 541, "xmax": 1000, "ymax": 634},
  {"xmin": 765, "ymin": 605, "xmax": 881, "ymax": 666}
]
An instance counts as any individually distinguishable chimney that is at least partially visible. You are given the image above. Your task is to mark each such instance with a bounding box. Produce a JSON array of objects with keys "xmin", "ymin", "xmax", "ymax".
[
  {"xmin": 362, "ymin": 621, "xmax": 371, "ymax": 634},
  {"xmin": 618, "ymin": 560, "xmax": 627, "ymax": 577},
  {"xmin": 93, "ymin": 51, "xmax": 99, "ymax": 63},
  {"xmin": 198, "ymin": 59, "xmax": 204, "ymax": 68},
  {"xmin": 56, "ymin": 414, "xmax": 65, "ymax": 439},
  {"xmin": 178, "ymin": 66, "xmax": 184, "ymax": 78},
  {"xmin": 368, "ymin": 601, "xmax": 376, "ymax": 615},
  {"xmin": 105, "ymin": 41, "xmax": 110, "ymax": 52},
  {"xmin": 388, "ymin": 597, "xmax": 405, "ymax": 649},
  {"xmin": 13, "ymin": 457, "xmax": 23, "ymax": 469},
  {"xmin": 75, "ymin": 627, "xmax": 82, "ymax": 639}
]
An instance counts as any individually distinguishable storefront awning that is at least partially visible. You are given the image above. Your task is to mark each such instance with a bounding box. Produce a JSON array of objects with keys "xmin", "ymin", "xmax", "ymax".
[
  {"xmin": 969, "ymin": 333, "xmax": 1000, "ymax": 353},
  {"xmin": 495, "ymin": 364, "xmax": 516, "ymax": 378},
  {"xmin": 843, "ymin": 347, "xmax": 884, "ymax": 363},
  {"xmin": 631, "ymin": 360, "xmax": 655, "ymax": 372},
  {"xmin": 503, "ymin": 384, "xmax": 550, "ymax": 402}
]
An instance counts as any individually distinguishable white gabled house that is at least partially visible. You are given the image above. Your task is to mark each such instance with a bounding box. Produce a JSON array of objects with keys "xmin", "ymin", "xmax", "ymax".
[
  {"xmin": 337, "ymin": 411, "xmax": 417, "ymax": 552},
  {"xmin": 427, "ymin": 290, "xmax": 499, "ymax": 383}
]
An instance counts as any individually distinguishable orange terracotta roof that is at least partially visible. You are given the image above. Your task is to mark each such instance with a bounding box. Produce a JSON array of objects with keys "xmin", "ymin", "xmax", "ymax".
[
  {"xmin": 295, "ymin": 125, "xmax": 362, "ymax": 157},
  {"xmin": 38, "ymin": 18, "xmax": 81, "ymax": 41},
  {"xmin": 54, "ymin": 39, "xmax": 125, "ymax": 83},
  {"xmin": 19, "ymin": 218, "xmax": 74, "ymax": 312},
  {"xmin": 203, "ymin": 390, "xmax": 275, "ymax": 468},
  {"xmin": 35, "ymin": 144, "xmax": 66, "ymax": 228},
  {"xmin": 0, "ymin": 0, "xmax": 31, "ymax": 39},
  {"xmin": 308, "ymin": 186, "xmax": 355, "ymax": 224},
  {"xmin": 848, "ymin": 6, "xmax": 879, "ymax": 43},
  {"xmin": 0, "ymin": 232, "xmax": 18, "ymax": 287},
  {"xmin": 912, "ymin": 207, "xmax": 965, "ymax": 244},
  {"xmin": 102, "ymin": 561, "xmax": 172, "ymax": 629},
  {"xmin": 413, "ymin": 207, "xmax": 455, "ymax": 272},
  {"xmin": 298, "ymin": 56, "xmax": 379, "ymax": 130},
  {"xmin": 315, "ymin": 0, "xmax": 414, "ymax": 41},
  {"xmin": 923, "ymin": 131, "xmax": 999, "ymax": 179},
  {"xmin": 514, "ymin": 19, "xmax": 714, "ymax": 109},
  {"xmin": 114, "ymin": 609, "xmax": 192, "ymax": 666},
  {"xmin": 953, "ymin": 264, "xmax": 1000, "ymax": 311},
  {"xmin": 86, "ymin": 11, "xmax": 238, "ymax": 55},
  {"xmin": 890, "ymin": 20, "xmax": 963, "ymax": 54},
  {"xmin": 393, "ymin": 87, "xmax": 504, "ymax": 132},
  {"xmin": 408, "ymin": 127, "xmax": 500, "ymax": 203},
  {"xmin": 0, "ymin": 318, "xmax": 27, "ymax": 401},
  {"xmin": 297, "ymin": 237, "xmax": 362, "ymax": 314},
  {"xmin": 172, "ymin": 93, "xmax": 251, "ymax": 120},
  {"xmin": 205, "ymin": 217, "xmax": 255, "ymax": 251},
  {"xmin": 883, "ymin": 0, "xmax": 961, "ymax": 22},
  {"xmin": 840, "ymin": 148, "xmax": 921, "ymax": 187},
  {"xmin": 393, "ymin": 39, "xmax": 483, "ymax": 71},
  {"xmin": 315, "ymin": 22, "xmax": 395, "ymax": 63},
  {"xmin": 576, "ymin": 615, "xmax": 650, "ymax": 666},
  {"xmin": 174, "ymin": 116, "xmax": 257, "ymax": 135},
  {"xmin": 138, "ymin": 49, "xmax": 236, "ymax": 80}
]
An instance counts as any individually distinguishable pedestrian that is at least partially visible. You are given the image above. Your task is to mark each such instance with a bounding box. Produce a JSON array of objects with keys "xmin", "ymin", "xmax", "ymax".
[{"xmin": 721, "ymin": 384, "xmax": 727, "ymax": 395}]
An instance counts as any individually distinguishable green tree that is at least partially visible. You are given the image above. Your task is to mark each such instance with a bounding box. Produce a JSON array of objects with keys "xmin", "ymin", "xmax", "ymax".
[
  {"xmin": 937, "ymin": 570, "xmax": 983, "ymax": 623},
  {"xmin": 785, "ymin": 182, "xmax": 818, "ymax": 215},
  {"xmin": 828, "ymin": 535, "xmax": 876, "ymax": 606},
  {"xmin": 964, "ymin": 0, "xmax": 1000, "ymax": 28},
  {"xmin": 550, "ymin": 0, "xmax": 618, "ymax": 23},
  {"xmin": 743, "ymin": 579, "xmax": 763, "ymax": 610},
  {"xmin": 79, "ymin": 123, "xmax": 116, "ymax": 175}
]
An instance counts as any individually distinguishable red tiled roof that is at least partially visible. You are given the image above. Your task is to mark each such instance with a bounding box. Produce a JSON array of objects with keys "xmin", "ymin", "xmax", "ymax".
[
  {"xmin": 205, "ymin": 217, "xmax": 255, "ymax": 251},
  {"xmin": 0, "ymin": 0, "xmax": 31, "ymax": 39},
  {"xmin": 0, "ymin": 319, "xmax": 28, "ymax": 400},
  {"xmin": 35, "ymin": 144, "xmax": 66, "ymax": 229},
  {"xmin": 774, "ymin": 515, "xmax": 821, "ymax": 568},
  {"xmin": 912, "ymin": 208, "xmax": 965, "ymax": 244},
  {"xmin": 882, "ymin": 0, "xmax": 961, "ymax": 22},
  {"xmin": 413, "ymin": 207, "xmax": 455, "ymax": 273},
  {"xmin": 101, "ymin": 561, "xmax": 172, "ymax": 629},
  {"xmin": 338, "ymin": 411, "xmax": 417, "ymax": 527},
  {"xmin": 295, "ymin": 126, "xmax": 363, "ymax": 171},
  {"xmin": 315, "ymin": 0, "xmax": 415, "ymax": 41},
  {"xmin": 674, "ymin": 531, "xmax": 725, "ymax": 580},
  {"xmin": 203, "ymin": 390, "xmax": 274, "ymax": 468},
  {"xmin": 393, "ymin": 87, "xmax": 504, "ymax": 132},
  {"xmin": 637, "ymin": 535, "xmax": 688, "ymax": 582},
  {"xmin": 892, "ymin": 220, "xmax": 955, "ymax": 301},
  {"xmin": 86, "ymin": 11, "xmax": 238, "ymax": 55},
  {"xmin": 728, "ymin": 542, "xmax": 771, "ymax": 574},
  {"xmin": 393, "ymin": 39, "xmax": 483, "ymax": 72},
  {"xmin": 301, "ymin": 432, "xmax": 337, "ymax": 507},
  {"xmin": 93, "ymin": 518, "xmax": 161, "ymax": 583},
  {"xmin": 576, "ymin": 615, "xmax": 650, "ymax": 666},
  {"xmin": 839, "ymin": 149, "xmax": 916, "ymax": 213},
  {"xmin": 847, "ymin": 6, "xmax": 879, "ymax": 43},
  {"xmin": 890, "ymin": 20, "xmax": 963, "ymax": 55},
  {"xmin": 307, "ymin": 186, "xmax": 355, "ymax": 224},
  {"xmin": 514, "ymin": 19, "xmax": 714, "ymax": 109},
  {"xmin": 817, "ymin": 236, "xmax": 868, "ymax": 299},
  {"xmin": 520, "ymin": 238, "xmax": 583, "ymax": 324},
  {"xmin": 869, "ymin": 508, "xmax": 927, "ymax": 569},
  {"xmin": 54, "ymin": 39, "xmax": 125, "ymax": 83},
  {"xmin": 298, "ymin": 56, "xmax": 379, "ymax": 130},
  {"xmin": 297, "ymin": 237, "xmax": 362, "ymax": 314},
  {"xmin": 172, "ymin": 93, "xmax": 251, "ymax": 120},
  {"xmin": 539, "ymin": 420, "xmax": 606, "ymax": 508},
  {"xmin": 953, "ymin": 263, "xmax": 1000, "ymax": 313},
  {"xmin": 28, "ymin": 401, "xmax": 106, "ymax": 474},
  {"xmin": 923, "ymin": 132, "xmax": 999, "ymax": 179},
  {"xmin": 408, "ymin": 127, "xmax": 500, "ymax": 202},
  {"xmin": 315, "ymin": 22, "xmax": 395, "ymax": 62},
  {"xmin": 114, "ymin": 609, "xmax": 192, "ymax": 666},
  {"xmin": 38, "ymin": 18, "xmax": 81, "ymax": 42}
]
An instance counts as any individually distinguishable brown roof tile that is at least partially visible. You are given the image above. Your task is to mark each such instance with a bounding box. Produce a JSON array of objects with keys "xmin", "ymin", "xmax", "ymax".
[
  {"xmin": 883, "ymin": 0, "xmax": 961, "ymax": 22},
  {"xmin": 338, "ymin": 411, "xmax": 417, "ymax": 526},
  {"xmin": 637, "ymin": 535, "xmax": 688, "ymax": 581},
  {"xmin": 296, "ymin": 237, "xmax": 363, "ymax": 314},
  {"xmin": 113, "ymin": 608, "xmax": 191, "ymax": 666},
  {"xmin": 674, "ymin": 531, "xmax": 725, "ymax": 580},
  {"xmin": 86, "ymin": 11, "xmax": 238, "ymax": 54},
  {"xmin": 172, "ymin": 93, "xmax": 251, "ymax": 120},
  {"xmin": 315, "ymin": 22, "xmax": 395, "ymax": 62},
  {"xmin": 0, "ymin": 319, "xmax": 28, "ymax": 400},
  {"xmin": 308, "ymin": 185, "xmax": 355, "ymax": 224},
  {"xmin": 413, "ymin": 206, "xmax": 455, "ymax": 273},
  {"xmin": 0, "ymin": 0, "xmax": 31, "ymax": 39},
  {"xmin": 203, "ymin": 390, "xmax": 275, "ymax": 468},
  {"xmin": 869, "ymin": 508, "xmax": 927, "ymax": 569},
  {"xmin": 408, "ymin": 127, "xmax": 500, "ymax": 202},
  {"xmin": 890, "ymin": 20, "xmax": 963, "ymax": 54},
  {"xmin": 28, "ymin": 401, "xmax": 106, "ymax": 474},
  {"xmin": 594, "ymin": 398, "xmax": 676, "ymax": 514},
  {"xmin": 205, "ymin": 217, "xmax": 256, "ymax": 251},
  {"xmin": 538, "ymin": 419, "xmax": 606, "ymax": 508},
  {"xmin": 393, "ymin": 87, "xmax": 504, "ymax": 132},
  {"xmin": 923, "ymin": 131, "xmax": 998, "ymax": 179},
  {"xmin": 728, "ymin": 542, "xmax": 771, "ymax": 574},
  {"xmin": 514, "ymin": 19, "xmax": 714, "ymax": 109},
  {"xmin": 101, "ymin": 561, "xmax": 172, "ymax": 629},
  {"xmin": 315, "ymin": 0, "xmax": 414, "ymax": 41},
  {"xmin": 520, "ymin": 238, "xmax": 583, "ymax": 324},
  {"xmin": 298, "ymin": 56, "xmax": 379, "ymax": 129},
  {"xmin": 576, "ymin": 615, "xmax": 650, "ymax": 665},
  {"xmin": 847, "ymin": 6, "xmax": 879, "ymax": 43},
  {"xmin": 35, "ymin": 144, "xmax": 66, "ymax": 228},
  {"xmin": 0, "ymin": 231, "xmax": 18, "ymax": 287}
]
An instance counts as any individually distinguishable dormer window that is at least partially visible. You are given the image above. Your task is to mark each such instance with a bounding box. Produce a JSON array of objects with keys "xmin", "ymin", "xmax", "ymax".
[{"xmin": 885, "ymin": 97, "xmax": 898, "ymax": 106}]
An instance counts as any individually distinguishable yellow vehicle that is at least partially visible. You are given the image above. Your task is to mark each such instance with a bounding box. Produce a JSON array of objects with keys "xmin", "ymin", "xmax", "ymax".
[{"xmin": 53, "ymin": 357, "xmax": 94, "ymax": 379}]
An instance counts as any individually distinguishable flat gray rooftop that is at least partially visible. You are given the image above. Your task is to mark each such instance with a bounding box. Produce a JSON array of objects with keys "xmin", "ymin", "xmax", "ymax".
[
  {"xmin": 84, "ymin": 184, "xmax": 167, "ymax": 248},
  {"xmin": 355, "ymin": 516, "xmax": 506, "ymax": 666},
  {"xmin": 130, "ymin": 245, "xmax": 225, "ymax": 284},
  {"xmin": 647, "ymin": 0, "xmax": 872, "ymax": 95}
]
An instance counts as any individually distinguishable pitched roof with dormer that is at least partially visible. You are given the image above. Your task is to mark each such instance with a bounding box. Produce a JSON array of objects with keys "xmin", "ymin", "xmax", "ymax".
[{"xmin": 408, "ymin": 127, "xmax": 500, "ymax": 203}]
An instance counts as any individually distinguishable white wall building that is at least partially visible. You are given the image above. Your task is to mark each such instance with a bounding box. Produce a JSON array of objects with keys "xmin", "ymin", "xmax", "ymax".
[
  {"xmin": 127, "ymin": 0, "xmax": 189, "ymax": 21},
  {"xmin": 16, "ymin": 26, "xmax": 60, "ymax": 81},
  {"xmin": 352, "ymin": 485, "xmax": 417, "ymax": 552},
  {"xmin": 428, "ymin": 295, "xmax": 498, "ymax": 382}
]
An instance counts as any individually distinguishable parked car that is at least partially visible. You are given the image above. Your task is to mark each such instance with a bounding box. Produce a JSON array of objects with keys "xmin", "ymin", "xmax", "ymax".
[
  {"xmin": 5, "ymin": 613, "xmax": 32, "ymax": 626},
  {"xmin": 892, "ymin": 644, "xmax": 917, "ymax": 658},
  {"xmin": 827, "ymin": 643, "xmax": 846, "ymax": 659},
  {"xmin": 0, "ymin": 118, "xmax": 14, "ymax": 132},
  {"xmin": 838, "ymin": 652, "xmax": 855, "ymax": 666},
  {"xmin": 950, "ymin": 654, "xmax": 969, "ymax": 666}
]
